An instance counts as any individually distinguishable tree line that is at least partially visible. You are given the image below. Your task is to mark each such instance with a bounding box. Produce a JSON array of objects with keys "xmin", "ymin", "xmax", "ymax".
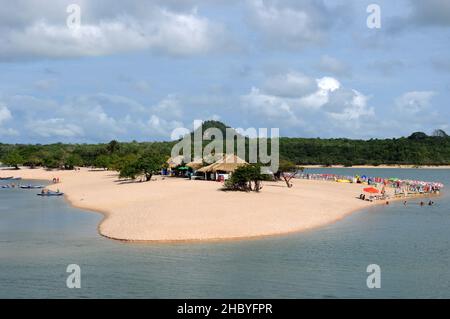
[{"xmin": 1, "ymin": 124, "xmax": 450, "ymax": 175}]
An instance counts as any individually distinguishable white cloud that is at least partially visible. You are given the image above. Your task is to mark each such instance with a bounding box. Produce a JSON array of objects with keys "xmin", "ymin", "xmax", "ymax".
[
  {"xmin": 326, "ymin": 90, "xmax": 374, "ymax": 128},
  {"xmin": 241, "ymin": 72, "xmax": 375, "ymax": 136},
  {"xmin": 146, "ymin": 115, "xmax": 184, "ymax": 138},
  {"xmin": 0, "ymin": 3, "xmax": 228, "ymax": 61},
  {"xmin": 153, "ymin": 95, "xmax": 183, "ymax": 119},
  {"xmin": 0, "ymin": 103, "xmax": 18, "ymax": 137},
  {"xmin": 246, "ymin": 0, "xmax": 344, "ymax": 50},
  {"xmin": 263, "ymin": 71, "xmax": 316, "ymax": 97},
  {"xmin": 0, "ymin": 104, "xmax": 12, "ymax": 124},
  {"xmin": 300, "ymin": 76, "xmax": 341, "ymax": 109},
  {"xmin": 316, "ymin": 76, "xmax": 340, "ymax": 92},
  {"xmin": 1, "ymin": 92, "xmax": 192, "ymax": 142},
  {"xmin": 26, "ymin": 118, "xmax": 84, "ymax": 138},
  {"xmin": 395, "ymin": 91, "xmax": 436, "ymax": 113},
  {"xmin": 241, "ymin": 87, "xmax": 301, "ymax": 125}
]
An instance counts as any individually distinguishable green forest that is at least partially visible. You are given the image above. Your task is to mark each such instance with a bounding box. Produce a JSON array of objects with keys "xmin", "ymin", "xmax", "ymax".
[{"xmin": 1, "ymin": 121, "xmax": 450, "ymax": 170}]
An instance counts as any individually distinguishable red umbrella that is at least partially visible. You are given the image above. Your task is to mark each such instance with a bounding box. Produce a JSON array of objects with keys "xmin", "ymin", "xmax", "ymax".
[{"xmin": 363, "ymin": 187, "xmax": 379, "ymax": 194}]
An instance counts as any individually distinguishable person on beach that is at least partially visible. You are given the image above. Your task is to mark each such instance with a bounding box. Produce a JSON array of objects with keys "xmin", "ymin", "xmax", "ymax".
[
  {"xmin": 428, "ymin": 200, "xmax": 434, "ymax": 206},
  {"xmin": 420, "ymin": 201, "xmax": 424, "ymax": 206}
]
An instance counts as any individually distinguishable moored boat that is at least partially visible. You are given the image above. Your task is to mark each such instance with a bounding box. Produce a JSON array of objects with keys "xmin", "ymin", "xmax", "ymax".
[
  {"xmin": 37, "ymin": 191, "xmax": 64, "ymax": 197},
  {"xmin": 20, "ymin": 185, "xmax": 45, "ymax": 189}
]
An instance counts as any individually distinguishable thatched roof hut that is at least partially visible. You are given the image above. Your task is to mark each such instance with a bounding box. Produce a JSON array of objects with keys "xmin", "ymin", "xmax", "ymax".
[
  {"xmin": 166, "ymin": 155, "xmax": 185, "ymax": 169},
  {"xmin": 186, "ymin": 161, "xmax": 203, "ymax": 170},
  {"xmin": 197, "ymin": 154, "xmax": 247, "ymax": 173},
  {"xmin": 186, "ymin": 153, "xmax": 225, "ymax": 171}
]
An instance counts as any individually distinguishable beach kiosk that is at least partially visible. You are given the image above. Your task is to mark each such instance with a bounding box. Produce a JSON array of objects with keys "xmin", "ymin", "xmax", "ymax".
[{"xmin": 197, "ymin": 154, "xmax": 247, "ymax": 181}]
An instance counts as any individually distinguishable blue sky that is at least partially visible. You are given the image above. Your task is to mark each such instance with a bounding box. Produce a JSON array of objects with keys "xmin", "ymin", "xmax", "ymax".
[{"xmin": 0, "ymin": 0, "xmax": 449, "ymax": 143}]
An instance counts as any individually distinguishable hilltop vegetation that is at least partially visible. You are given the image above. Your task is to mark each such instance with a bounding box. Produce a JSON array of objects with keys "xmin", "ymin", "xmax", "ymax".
[{"xmin": 1, "ymin": 122, "xmax": 450, "ymax": 170}]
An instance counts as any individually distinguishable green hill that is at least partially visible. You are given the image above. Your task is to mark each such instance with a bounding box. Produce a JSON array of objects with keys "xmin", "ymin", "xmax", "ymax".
[{"xmin": 1, "ymin": 122, "xmax": 450, "ymax": 168}]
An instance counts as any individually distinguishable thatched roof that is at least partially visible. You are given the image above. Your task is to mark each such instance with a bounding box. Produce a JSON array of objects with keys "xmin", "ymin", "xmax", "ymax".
[
  {"xmin": 186, "ymin": 161, "xmax": 203, "ymax": 170},
  {"xmin": 197, "ymin": 154, "xmax": 247, "ymax": 173},
  {"xmin": 186, "ymin": 153, "xmax": 226, "ymax": 171},
  {"xmin": 166, "ymin": 155, "xmax": 185, "ymax": 169}
]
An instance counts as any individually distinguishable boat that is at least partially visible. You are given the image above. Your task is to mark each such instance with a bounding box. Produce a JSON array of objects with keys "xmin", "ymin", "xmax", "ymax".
[
  {"xmin": 37, "ymin": 192, "xmax": 64, "ymax": 197},
  {"xmin": 0, "ymin": 176, "xmax": 14, "ymax": 180},
  {"xmin": 20, "ymin": 185, "xmax": 45, "ymax": 189}
]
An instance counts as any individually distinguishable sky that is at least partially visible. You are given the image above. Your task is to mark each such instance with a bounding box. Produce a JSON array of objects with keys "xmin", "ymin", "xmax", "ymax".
[{"xmin": 0, "ymin": 0, "xmax": 449, "ymax": 143}]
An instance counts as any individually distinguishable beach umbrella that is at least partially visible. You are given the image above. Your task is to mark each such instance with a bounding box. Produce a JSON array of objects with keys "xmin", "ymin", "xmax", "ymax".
[{"xmin": 363, "ymin": 187, "xmax": 379, "ymax": 194}]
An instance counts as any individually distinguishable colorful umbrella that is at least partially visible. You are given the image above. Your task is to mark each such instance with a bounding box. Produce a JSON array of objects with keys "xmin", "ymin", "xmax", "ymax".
[{"xmin": 363, "ymin": 187, "xmax": 379, "ymax": 194}]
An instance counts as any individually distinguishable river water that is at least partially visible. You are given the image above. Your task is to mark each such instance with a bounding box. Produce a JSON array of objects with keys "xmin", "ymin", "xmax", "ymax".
[{"xmin": 0, "ymin": 168, "xmax": 449, "ymax": 298}]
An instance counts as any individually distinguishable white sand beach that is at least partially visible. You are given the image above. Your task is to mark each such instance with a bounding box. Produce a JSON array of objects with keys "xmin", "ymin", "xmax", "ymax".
[{"xmin": 2, "ymin": 168, "xmax": 400, "ymax": 242}]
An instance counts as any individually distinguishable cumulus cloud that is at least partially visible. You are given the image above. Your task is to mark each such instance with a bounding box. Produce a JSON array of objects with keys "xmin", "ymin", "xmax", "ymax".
[
  {"xmin": 395, "ymin": 91, "xmax": 436, "ymax": 114},
  {"xmin": 1, "ymin": 93, "xmax": 190, "ymax": 142},
  {"xmin": 0, "ymin": 104, "xmax": 12, "ymax": 124},
  {"xmin": 26, "ymin": 118, "xmax": 84, "ymax": 138},
  {"xmin": 246, "ymin": 0, "xmax": 344, "ymax": 50},
  {"xmin": 0, "ymin": 103, "xmax": 18, "ymax": 137},
  {"xmin": 263, "ymin": 71, "xmax": 316, "ymax": 97},
  {"xmin": 241, "ymin": 87, "xmax": 302, "ymax": 125},
  {"xmin": 241, "ymin": 71, "xmax": 375, "ymax": 136},
  {"xmin": 0, "ymin": 1, "xmax": 228, "ymax": 61}
]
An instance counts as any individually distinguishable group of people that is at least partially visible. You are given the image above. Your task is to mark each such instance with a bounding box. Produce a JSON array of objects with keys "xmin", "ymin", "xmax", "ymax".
[
  {"xmin": 40, "ymin": 188, "xmax": 60, "ymax": 194},
  {"xmin": 299, "ymin": 173, "xmax": 443, "ymax": 196},
  {"xmin": 403, "ymin": 200, "xmax": 435, "ymax": 206}
]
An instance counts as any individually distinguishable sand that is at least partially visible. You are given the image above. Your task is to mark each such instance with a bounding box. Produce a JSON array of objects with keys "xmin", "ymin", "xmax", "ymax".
[{"xmin": 2, "ymin": 167, "xmax": 391, "ymax": 242}]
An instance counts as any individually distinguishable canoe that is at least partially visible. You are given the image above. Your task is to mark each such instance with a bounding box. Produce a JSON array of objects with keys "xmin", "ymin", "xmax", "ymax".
[
  {"xmin": 20, "ymin": 185, "xmax": 45, "ymax": 189},
  {"xmin": 0, "ymin": 177, "xmax": 14, "ymax": 180},
  {"xmin": 37, "ymin": 192, "xmax": 64, "ymax": 197}
]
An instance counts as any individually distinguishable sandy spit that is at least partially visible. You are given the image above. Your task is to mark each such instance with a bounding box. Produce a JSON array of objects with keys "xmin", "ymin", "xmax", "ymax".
[{"xmin": 2, "ymin": 167, "xmax": 396, "ymax": 242}]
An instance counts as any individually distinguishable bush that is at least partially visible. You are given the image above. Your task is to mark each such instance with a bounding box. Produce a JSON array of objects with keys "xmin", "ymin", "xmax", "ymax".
[{"xmin": 224, "ymin": 164, "xmax": 268, "ymax": 192}]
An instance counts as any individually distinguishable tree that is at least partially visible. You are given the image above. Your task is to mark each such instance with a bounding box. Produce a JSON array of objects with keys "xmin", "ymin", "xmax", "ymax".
[
  {"xmin": 119, "ymin": 161, "xmax": 140, "ymax": 180},
  {"xmin": 107, "ymin": 140, "xmax": 120, "ymax": 154},
  {"xmin": 2, "ymin": 151, "xmax": 24, "ymax": 169},
  {"xmin": 93, "ymin": 155, "xmax": 111, "ymax": 170},
  {"xmin": 274, "ymin": 160, "xmax": 302, "ymax": 188},
  {"xmin": 64, "ymin": 154, "xmax": 83, "ymax": 170},
  {"xmin": 224, "ymin": 164, "xmax": 268, "ymax": 192},
  {"xmin": 136, "ymin": 152, "xmax": 166, "ymax": 181},
  {"xmin": 433, "ymin": 129, "xmax": 448, "ymax": 138},
  {"xmin": 119, "ymin": 152, "xmax": 165, "ymax": 182},
  {"xmin": 408, "ymin": 132, "xmax": 428, "ymax": 140}
]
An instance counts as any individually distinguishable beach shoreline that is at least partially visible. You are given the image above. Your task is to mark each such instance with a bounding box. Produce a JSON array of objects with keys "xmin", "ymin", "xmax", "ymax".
[
  {"xmin": 1, "ymin": 167, "xmax": 440, "ymax": 243},
  {"xmin": 301, "ymin": 165, "xmax": 450, "ymax": 169}
]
